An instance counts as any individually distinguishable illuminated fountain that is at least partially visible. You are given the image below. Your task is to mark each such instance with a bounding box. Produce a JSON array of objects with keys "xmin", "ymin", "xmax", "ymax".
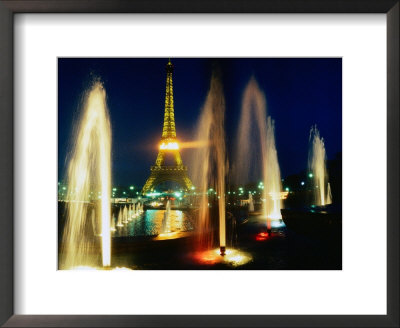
[
  {"xmin": 122, "ymin": 205, "xmax": 128, "ymax": 224},
  {"xmin": 308, "ymin": 125, "xmax": 332, "ymax": 206},
  {"xmin": 60, "ymin": 81, "xmax": 112, "ymax": 269},
  {"xmin": 117, "ymin": 207, "xmax": 123, "ymax": 227},
  {"xmin": 248, "ymin": 192, "xmax": 254, "ymax": 212},
  {"xmin": 111, "ymin": 215, "xmax": 116, "ymax": 232},
  {"xmin": 128, "ymin": 204, "xmax": 132, "ymax": 220},
  {"xmin": 189, "ymin": 72, "xmax": 227, "ymax": 255},
  {"xmin": 265, "ymin": 117, "xmax": 283, "ymax": 221},
  {"xmin": 235, "ymin": 77, "xmax": 283, "ymax": 230},
  {"xmin": 161, "ymin": 200, "xmax": 171, "ymax": 233}
]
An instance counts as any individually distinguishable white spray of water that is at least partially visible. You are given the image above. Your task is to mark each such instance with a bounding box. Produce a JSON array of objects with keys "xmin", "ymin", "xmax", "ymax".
[
  {"xmin": 117, "ymin": 207, "xmax": 123, "ymax": 227},
  {"xmin": 235, "ymin": 77, "xmax": 283, "ymax": 222},
  {"xmin": 308, "ymin": 125, "xmax": 332, "ymax": 206},
  {"xmin": 161, "ymin": 200, "xmax": 171, "ymax": 233},
  {"xmin": 61, "ymin": 82, "xmax": 112, "ymax": 269},
  {"xmin": 248, "ymin": 192, "xmax": 254, "ymax": 212},
  {"xmin": 189, "ymin": 73, "xmax": 227, "ymax": 251}
]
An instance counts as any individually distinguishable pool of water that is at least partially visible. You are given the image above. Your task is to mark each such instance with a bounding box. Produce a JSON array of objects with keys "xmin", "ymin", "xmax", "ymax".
[{"xmin": 113, "ymin": 209, "xmax": 194, "ymax": 237}]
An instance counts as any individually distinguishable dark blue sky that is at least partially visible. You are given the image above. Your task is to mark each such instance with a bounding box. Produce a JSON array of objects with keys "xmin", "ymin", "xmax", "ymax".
[{"xmin": 58, "ymin": 58, "xmax": 342, "ymax": 187}]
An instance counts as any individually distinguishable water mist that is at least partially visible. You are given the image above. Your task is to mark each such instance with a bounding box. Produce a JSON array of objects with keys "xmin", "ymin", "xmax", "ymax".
[
  {"xmin": 235, "ymin": 77, "xmax": 283, "ymax": 226},
  {"xmin": 308, "ymin": 125, "xmax": 332, "ymax": 206},
  {"xmin": 61, "ymin": 82, "xmax": 112, "ymax": 269},
  {"xmin": 189, "ymin": 73, "xmax": 227, "ymax": 255}
]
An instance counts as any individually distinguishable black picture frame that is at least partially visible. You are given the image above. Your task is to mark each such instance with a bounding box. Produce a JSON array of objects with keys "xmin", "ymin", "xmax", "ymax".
[{"xmin": 0, "ymin": 1, "xmax": 398, "ymax": 327}]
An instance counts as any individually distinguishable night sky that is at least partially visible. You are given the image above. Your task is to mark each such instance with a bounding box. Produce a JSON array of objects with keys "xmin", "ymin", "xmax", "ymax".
[{"xmin": 58, "ymin": 58, "xmax": 342, "ymax": 187}]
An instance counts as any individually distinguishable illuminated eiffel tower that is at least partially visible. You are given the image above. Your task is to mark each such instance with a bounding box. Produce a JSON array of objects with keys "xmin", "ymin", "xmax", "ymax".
[{"xmin": 142, "ymin": 59, "xmax": 193, "ymax": 194}]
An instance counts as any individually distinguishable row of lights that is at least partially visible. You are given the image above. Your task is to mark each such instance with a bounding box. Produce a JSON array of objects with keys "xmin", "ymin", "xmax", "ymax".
[{"xmin": 60, "ymin": 173, "xmax": 316, "ymax": 197}]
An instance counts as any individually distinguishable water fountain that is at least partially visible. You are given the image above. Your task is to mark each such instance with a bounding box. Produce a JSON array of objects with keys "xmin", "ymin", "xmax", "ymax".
[
  {"xmin": 189, "ymin": 72, "xmax": 227, "ymax": 255},
  {"xmin": 235, "ymin": 77, "xmax": 283, "ymax": 228},
  {"xmin": 265, "ymin": 117, "xmax": 283, "ymax": 221},
  {"xmin": 117, "ymin": 207, "xmax": 123, "ymax": 227},
  {"xmin": 128, "ymin": 204, "xmax": 132, "ymax": 221},
  {"xmin": 60, "ymin": 81, "xmax": 112, "ymax": 269},
  {"xmin": 308, "ymin": 125, "xmax": 332, "ymax": 206},
  {"xmin": 111, "ymin": 215, "xmax": 116, "ymax": 232},
  {"xmin": 248, "ymin": 192, "xmax": 254, "ymax": 212},
  {"xmin": 122, "ymin": 205, "xmax": 127, "ymax": 224},
  {"xmin": 161, "ymin": 200, "xmax": 171, "ymax": 233}
]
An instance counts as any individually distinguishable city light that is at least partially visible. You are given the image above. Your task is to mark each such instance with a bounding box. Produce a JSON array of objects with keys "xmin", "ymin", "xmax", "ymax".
[
  {"xmin": 130, "ymin": 186, "xmax": 134, "ymax": 190},
  {"xmin": 147, "ymin": 192, "xmax": 161, "ymax": 197}
]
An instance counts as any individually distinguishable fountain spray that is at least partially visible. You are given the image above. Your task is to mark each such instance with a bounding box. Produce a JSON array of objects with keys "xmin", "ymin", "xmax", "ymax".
[
  {"xmin": 235, "ymin": 77, "xmax": 283, "ymax": 227},
  {"xmin": 61, "ymin": 81, "xmax": 112, "ymax": 269},
  {"xmin": 308, "ymin": 125, "xmax": 332, "ymax": 206},
  {"xmin": 190, "ymin": 72, "xmax": 227, "ymax": 255}
]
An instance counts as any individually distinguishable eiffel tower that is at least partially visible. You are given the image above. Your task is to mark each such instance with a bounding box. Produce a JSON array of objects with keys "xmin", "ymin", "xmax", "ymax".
[{"xmin": 142, "ymin": 60, "xmax": 193, "ymax": 194}]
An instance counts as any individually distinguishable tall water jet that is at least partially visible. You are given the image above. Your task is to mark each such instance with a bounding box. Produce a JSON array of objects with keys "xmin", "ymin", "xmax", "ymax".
[
  {"xmin": 265, "ymin": 117, "xmax": 283, "ymax": 220},
  {"xmin": 308, "ymin": 125, "xmax": 332, "ymax": 206},
  {"xmin": 166, "ymin": 199, "xmax": 171, "ymax": 213},
  {"xmin": 128, "ymin": 204, "xmax": 132, "ymax": 220},
  {"xmin": 189, "ymin": 72, "xmax": 227, "ymax": 255},
  {"xmin": 235, "ymin": 77, "xmax": 283, "ymax": 225},
  {"xmin": 248, "ymin": 192, "xmax": 254, "ymax": 212},
  {"xmin": 161, "ymin": 200, "xmax": 171, "ymax": 233},
  {"xmin": 111, "ymin": 215, "xmax": 116, "ymax": 232},
  {"xmin": 117, "ymin": 208, "xmax": 123, "ymax": 227},
  {"xmin": 123, "ymin": 205, "xmax": 128, "ymax": 223},
  {"xmin": 61, "ymin": 81, "xmax": 112, "ymax": 269}
]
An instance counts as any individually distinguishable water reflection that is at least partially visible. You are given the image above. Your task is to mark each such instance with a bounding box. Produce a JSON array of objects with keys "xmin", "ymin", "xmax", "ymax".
[{"xmin": 114, "ymin": 209, "xmax": 194, "ymax": 237}]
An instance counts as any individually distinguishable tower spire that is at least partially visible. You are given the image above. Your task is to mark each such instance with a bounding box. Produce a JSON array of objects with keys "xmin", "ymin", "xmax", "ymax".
[{"xmin": 162, "ymin": 59, "xmax": 176, "ymax": 139}]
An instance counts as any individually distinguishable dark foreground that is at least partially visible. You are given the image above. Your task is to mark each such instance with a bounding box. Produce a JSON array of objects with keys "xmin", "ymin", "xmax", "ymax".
[
  {"xmin": 58, "ymin": 201, "xmax": 342, "ymax": 270},
  {"xmin": 109, "ymin": 215, "xmax": 341, "ymax": 270}
]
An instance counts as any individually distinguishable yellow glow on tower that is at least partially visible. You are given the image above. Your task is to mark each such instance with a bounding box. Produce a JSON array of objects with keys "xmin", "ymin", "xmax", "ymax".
[{"xmin": 160, "ymin": 141, "xmax": 179, "ymax": 150}]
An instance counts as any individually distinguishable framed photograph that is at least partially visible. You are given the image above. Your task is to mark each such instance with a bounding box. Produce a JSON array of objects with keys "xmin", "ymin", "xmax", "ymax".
[{"xmin": 0, "ymin": 1, "xmax": 398, "ymax": 327}]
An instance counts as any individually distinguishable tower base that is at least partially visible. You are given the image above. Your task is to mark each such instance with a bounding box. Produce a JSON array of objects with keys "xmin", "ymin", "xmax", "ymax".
[{"xmin": 142, "ymin": 165, "xmax": 193, "ymax": 194}]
